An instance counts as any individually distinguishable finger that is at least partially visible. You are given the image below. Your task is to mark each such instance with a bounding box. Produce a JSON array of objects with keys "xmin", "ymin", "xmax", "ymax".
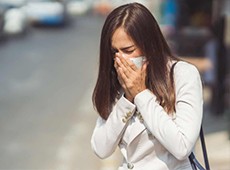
[
  {"xmin": 123, "ymin": 57, "xmax": 140, "ymax": 73},
  {"xmin": 115, "ymin": 57, "xmax": 123, "ymax": 68},
  {"xmin": 129, "ymin": 60, "xmax": 139, "ymax": 71},
  {"xmin": 118, "ymin": 56, "xmax": 137, "ymax": 70},
  {"xmin": 142, "ymin": 62, "xmax": 148, "ymax": 72},
  {"xmin": 117, "ymin": 68, "xmax": 127, "ymax": 89},
  {"xmin": 141, "ymin": 63, "xmax": 147, "ymax": 79},
  {"xmin": 114, "ymin": 59, "xmax": 118, "ymax": 70},
  {"xmin": 114, "ymin": 58, "xmax": 124, "ymax": 71},
  {"xmin": 115, "ymin": 57, "xmax": 126, "ymax": 72},
  {"xmin": 118, "ymin": 76, "xmax": 125, "ymax": 87},
  {"xmin": 123, "ymin": 57, "xmax": 139, "ymax": 71},
  {"xmin": 116, "ymin": 57, "xmax": 136, "ymax": 79},
  {"xmin": 118, "ymin": 56, "xmax": 129, "ymax": 67},
  {"xmin": 117, "ymin": 66, "xmax": 128, "ymax": 81},
  {"xmin": 115, "ymin": 60, "xmax": 130, "ymax": 85}
]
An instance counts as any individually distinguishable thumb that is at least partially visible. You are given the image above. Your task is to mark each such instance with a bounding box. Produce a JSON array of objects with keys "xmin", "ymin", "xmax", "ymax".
[{"xmin": 142, "ymin": 62, "xmax": 148, "ymax": 71}]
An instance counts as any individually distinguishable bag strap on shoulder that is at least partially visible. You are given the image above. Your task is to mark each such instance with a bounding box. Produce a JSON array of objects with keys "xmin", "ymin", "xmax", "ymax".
[{"xmin": 199, "ymin": 126, "xmax": 210, "ymax": 170}]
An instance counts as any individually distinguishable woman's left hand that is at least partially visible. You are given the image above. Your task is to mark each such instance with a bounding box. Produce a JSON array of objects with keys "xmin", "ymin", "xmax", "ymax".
[{"xmin": 114, "ymin": 55, "xmax": 147, "ymax": 102}]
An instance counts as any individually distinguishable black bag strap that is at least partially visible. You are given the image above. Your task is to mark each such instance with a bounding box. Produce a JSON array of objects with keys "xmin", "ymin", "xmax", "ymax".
[
  {"xmin": 188, "ymin": 127, "xmax": 210, "ymax": 170},
  {"xmin": 199, "ymin": 126, "xmax": 210, "ymax": 170}
]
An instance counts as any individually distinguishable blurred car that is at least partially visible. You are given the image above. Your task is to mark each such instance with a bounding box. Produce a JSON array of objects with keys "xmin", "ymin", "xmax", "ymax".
[
  {"xmin": 0, "ymin": 4, "xmax": 6, "ymax": 39},
  {"xmin": 25, "ymin": 0, "xmax": 68, "ymax": 26},
  {"xmin": 92, "ymin": 0, "xmax": 153, "ymax": 16},
  {"xmin": 0, "ymin": 0, "xmax": 27, "ymax": 8},
  {"xmin": 3, "ymin": 8, "xmax": 28, "ymax": 35},
  {"xmin": 66, "ymin": 0, "xmax": 92, "ymax": 16},
  {"xmin": 0, "ymin": 0, "xmax": 27, "ymax": 37}
]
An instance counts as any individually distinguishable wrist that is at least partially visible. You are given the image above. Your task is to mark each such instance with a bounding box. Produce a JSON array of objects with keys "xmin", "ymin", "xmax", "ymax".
[{"xmin": 124, "ymin": 93, "xmax": 134, "ymax": 103}]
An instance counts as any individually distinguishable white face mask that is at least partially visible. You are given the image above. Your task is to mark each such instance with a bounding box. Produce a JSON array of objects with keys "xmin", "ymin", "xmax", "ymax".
[{"xmin": 129, "ymin": 56, "xmax": 146, "ymax": 69}]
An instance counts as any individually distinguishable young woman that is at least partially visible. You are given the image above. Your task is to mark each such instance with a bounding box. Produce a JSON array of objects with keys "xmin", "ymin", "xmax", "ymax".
[{"xmin": 91, "ymin": 2, "xmax": 203, "ymax": 170}]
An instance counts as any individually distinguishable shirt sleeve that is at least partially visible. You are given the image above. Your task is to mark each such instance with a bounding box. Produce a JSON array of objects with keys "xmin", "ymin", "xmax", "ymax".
[
  {"xmin": 91, "ymin": 95, "xmax": 136, "ymax": 159},
  {"xmin": 133, "ymin": 61, "xmax": 203, "ymax": 160}
]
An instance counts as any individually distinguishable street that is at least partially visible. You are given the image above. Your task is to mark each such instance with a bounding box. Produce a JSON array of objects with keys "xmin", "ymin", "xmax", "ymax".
[
  {"xmin": 0, "ymin": 15, "xmax": 104, "ymax": 169},
  {"xmin": 0, "ymin": 14, "xmax": 229, "ymax": 170}
]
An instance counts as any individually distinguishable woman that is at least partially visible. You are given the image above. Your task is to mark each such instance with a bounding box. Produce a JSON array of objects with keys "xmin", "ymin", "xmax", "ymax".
[{"xmin": 91, "ymin": 2, "xmax": 203, "ymax": 170}]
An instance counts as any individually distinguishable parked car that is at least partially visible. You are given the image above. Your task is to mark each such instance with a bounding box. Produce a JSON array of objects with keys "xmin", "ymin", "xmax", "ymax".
[
  {"xmin": 25, "ymin": 0, "xmax": 68, "ymax": 26},
  {"xmin": 0, "ymin": 3, "xmax": 6, "ymax": 40},
  {"xmin": 3, "ymin": 7, "xmax": 28, "ymax": 35},
  {"xmin": 0, "ymin": 0, "xmax": 27, "ymax": 8},
  {"xmin": 0, "ymin": 0, "xmax": 28, "ymax": 36}
]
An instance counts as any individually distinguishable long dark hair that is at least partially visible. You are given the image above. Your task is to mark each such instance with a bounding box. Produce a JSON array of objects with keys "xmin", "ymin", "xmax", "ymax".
[{"xmin": 93, "ymin": 3, "xmax": 178, "ymax": 120}]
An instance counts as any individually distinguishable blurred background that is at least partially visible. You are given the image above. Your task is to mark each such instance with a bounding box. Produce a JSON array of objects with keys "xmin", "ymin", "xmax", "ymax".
[{"xmin": 0, "ymin": 0, "xmax": 229, "ymax": 169}]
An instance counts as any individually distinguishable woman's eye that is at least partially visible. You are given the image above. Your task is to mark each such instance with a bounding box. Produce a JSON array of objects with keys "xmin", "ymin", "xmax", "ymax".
[{"xmin": 124, "ymin": 49, "xmax": 135, "ymax": 54}]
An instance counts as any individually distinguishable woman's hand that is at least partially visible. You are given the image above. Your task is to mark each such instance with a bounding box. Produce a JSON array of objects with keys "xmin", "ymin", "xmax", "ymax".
[{"xmin": 114, "ymin": 55, "xmax": 147, "ymax": 102}]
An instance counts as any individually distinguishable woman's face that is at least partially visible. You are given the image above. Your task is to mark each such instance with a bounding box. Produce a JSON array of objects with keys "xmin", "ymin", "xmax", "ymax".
[{"xmin": 111, "ymin": 27, "xmax": 143, "ymax": 59}]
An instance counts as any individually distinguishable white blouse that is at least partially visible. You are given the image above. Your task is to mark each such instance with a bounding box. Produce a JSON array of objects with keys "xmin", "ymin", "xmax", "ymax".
[{"xmin": 91, "ymin": 61, "xmax": 203, "ymax": 170}]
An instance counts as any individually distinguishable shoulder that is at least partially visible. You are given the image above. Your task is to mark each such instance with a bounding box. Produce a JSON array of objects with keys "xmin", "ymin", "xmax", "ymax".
[
  {"xmin": 173, "ymin": 60, "xmax": 203, "ymax": 90},
  {"xmin": 174, "ymin": 60, "xmax": 200, "ymax": 79},
  {"xmin": 174, "ymin": 60, "xmax": 199, "ymax": 73}
]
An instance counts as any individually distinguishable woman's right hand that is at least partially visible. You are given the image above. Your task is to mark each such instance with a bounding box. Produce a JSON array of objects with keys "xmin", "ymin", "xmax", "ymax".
[
  {"xmin": 114, "ymin": 55, "xmax": 147, "ymax": 102},
  {"xmin": 114, "ymin": 57, "xmax": 133, "ymax": 101}
]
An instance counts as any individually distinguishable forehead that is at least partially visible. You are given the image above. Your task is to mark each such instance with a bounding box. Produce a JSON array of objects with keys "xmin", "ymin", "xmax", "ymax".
[{"xmin": 111, "ymin": 27, "xmax": 135, "ymax": 48}]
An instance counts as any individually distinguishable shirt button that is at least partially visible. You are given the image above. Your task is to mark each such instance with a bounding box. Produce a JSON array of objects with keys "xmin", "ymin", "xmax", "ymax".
[
  {"xmin": 127, "ymin": 162, "xmax": 134, "ymax": 169},
  {"xmin": 126, "ymin": 111, "xmax": 132, "ymax": 117},
  {"xmin": 122, "ymin": 117, "xmax": 127, "ymax": 123}
]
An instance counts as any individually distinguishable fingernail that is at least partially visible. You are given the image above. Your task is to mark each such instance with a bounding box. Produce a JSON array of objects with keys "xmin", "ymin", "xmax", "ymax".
[{"xmin": 116, "ymin": 57, "xmax": 121, "ymax": 63}]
